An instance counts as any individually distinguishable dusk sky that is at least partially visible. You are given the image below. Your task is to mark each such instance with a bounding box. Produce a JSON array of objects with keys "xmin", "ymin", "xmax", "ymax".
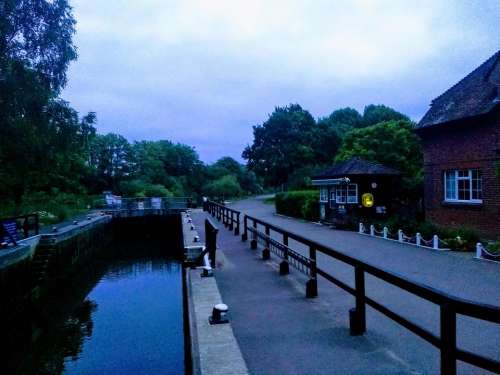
[{"xmin": 62, "ymin": 0, "xmax": 500, "ymax": 163}]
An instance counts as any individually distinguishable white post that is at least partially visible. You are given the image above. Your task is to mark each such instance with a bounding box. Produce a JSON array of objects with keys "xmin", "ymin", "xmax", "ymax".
[
  {"xmin": 476, "ymin": 243, "xmax": 482, "ymax": 259},
  {"xmin": 359, "ymin": 222, "xmax": 364, "ymax": 234},
  {"xmin": 370, "ymin": 225, "xmax": 375, "ymax": 236},
  {"xmin": 416, "ymin": 233, "xmax": 421, "ymax": 247},
  {"xmin": 433, "ymin": 235, "xmax": 439, "ymax": 250},
  {"xmin": 398, "ymin": 230, "xmax": 403, "ymax": 242},
  {"xmin": 383, "ymin": 226, "xmax": 388, "ymax": 239}
]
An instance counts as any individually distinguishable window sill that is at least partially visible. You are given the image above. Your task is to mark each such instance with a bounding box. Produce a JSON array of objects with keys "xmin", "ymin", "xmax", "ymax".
[{"xmin": 441, "ymin": 201, "xmax": 483, "ymax": 209}]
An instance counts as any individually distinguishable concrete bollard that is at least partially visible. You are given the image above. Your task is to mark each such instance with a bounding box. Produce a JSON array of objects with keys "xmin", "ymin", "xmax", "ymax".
[
  {"xmin": 433, "ymin": 235, "xmax": 439, "ymax": 250},
  {"xmin": 416, "ymin": 233, "xmax": 421, "ymax": 247},
  {"xmin": 398, "ymin": 229, "xmax": 403, "ymax": 242},
  {"xmin": 476, "ymin": 243, "xmax": 483, "ymax": 259},
  {"xmin": 359, "ymin": 222, "xmax": 364, "ymax": 234},
  {"xmin": 383, "ymin": 227, "xmax": 388, "ymax": 239},
  {"xmin": 370, "ymin": 225, "xmax": 375, "ymax": 236},
  {"xmin": 209, "ymin": 303, "xmax": 229, "ymax": 325}
]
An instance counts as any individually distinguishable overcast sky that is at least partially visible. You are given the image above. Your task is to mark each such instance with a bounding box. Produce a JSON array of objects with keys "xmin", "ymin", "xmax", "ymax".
[{"xmin": 62, "ymin": 0, "xmax": 500, "ymax": 163}]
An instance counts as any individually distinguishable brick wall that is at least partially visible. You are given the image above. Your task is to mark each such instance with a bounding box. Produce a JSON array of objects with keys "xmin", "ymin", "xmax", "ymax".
[{"xmin": 420, "ymin": 116, "xmax": 500, "ymax": 238}]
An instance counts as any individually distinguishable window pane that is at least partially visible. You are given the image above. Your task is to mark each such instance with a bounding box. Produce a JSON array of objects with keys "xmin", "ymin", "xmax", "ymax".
[
  {"xmin": 445, "ymin": 171, "xmax": 456, "ymax": 200},
  {"xmin": 471, "ymin": 169, "xmax": 482, "ymax": 200},
  {"xmin": 458, "ymin": 179, "xmax": 470, "ymax": 200},
  {"xmin": 347, "ymin": 184, "xmax": 357, "ymax": 203}
]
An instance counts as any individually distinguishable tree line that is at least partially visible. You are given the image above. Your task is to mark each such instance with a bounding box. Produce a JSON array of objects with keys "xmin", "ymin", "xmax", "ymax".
[
  {"xmin": 0, "ymin": 0, "xmax": 422, "ymax": 220},
  {"xmin": 243, "ymin": 103, "xmax": 423, "ymax": 199},
  {"xmin": 0, "ymin": 0, "xmax": 260, "ymax": 218}
]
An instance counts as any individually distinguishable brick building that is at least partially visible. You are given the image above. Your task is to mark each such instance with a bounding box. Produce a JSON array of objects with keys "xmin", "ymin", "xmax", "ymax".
[{"xmin": 416, "ymin": 50, "xmax": 500, "ymax": 238}]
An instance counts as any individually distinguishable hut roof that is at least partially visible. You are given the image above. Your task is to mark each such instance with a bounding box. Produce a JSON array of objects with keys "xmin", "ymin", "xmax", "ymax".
[{"xmin": 313, "ymin": 158, "xmax": 401, "ymax": 180}]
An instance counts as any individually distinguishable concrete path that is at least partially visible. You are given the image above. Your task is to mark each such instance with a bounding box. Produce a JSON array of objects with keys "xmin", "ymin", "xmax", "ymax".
[
  {"xmin": 197, "ymin": 197, "xmax": 500, "ymax": 374},
  {"xmin": 192, "ymin": 210, "xmax": 417, "ymax": 375}
]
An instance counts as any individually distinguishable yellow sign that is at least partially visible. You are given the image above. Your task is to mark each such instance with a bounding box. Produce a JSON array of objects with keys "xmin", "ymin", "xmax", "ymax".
[{"xmin": 362, "ymin": 193, "xmax": 374, "ymax": 208}]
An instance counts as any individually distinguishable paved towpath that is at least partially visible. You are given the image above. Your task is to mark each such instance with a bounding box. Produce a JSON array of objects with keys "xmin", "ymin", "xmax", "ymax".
[
  {"xmin": 191, "ymin": 210, "xmax": 417, "ymax": 375},
  {"xmin": 197, "ymin": 197, "xmax": 500, "ymax": 374}
]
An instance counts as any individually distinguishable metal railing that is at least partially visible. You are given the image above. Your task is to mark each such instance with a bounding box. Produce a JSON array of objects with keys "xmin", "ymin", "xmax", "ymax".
[
  {"xmin": 241, "ymin": 214, "xmax": 500, "ymax": 375},
  {"xmin": 96, "ymin": 197, "xmax": 191, "ymax": 211},
  {"xmin": 205, "ymin": 200, "xmax": 241, "ymax": 236},
  {"xmin": 1, "ymin": 213, "xmax": 39, "ymax": 246}
]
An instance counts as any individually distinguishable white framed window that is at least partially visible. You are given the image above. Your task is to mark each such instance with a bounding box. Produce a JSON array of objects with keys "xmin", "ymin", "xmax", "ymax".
[
  {"xmin": 444, "ymin": 169, "xmax": 482, "ymax": 203},
  {"xmin": 319, "ymin": 187, "xmax": 328, "ymax": 202},
  {"xmin": 335, "ymin": 184, "xmax": 358, "ymax": 204}
]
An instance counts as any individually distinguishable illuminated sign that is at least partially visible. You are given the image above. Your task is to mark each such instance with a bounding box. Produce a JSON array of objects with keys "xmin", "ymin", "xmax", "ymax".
[{"xmin": 362, "ymin": 193, "xmax": 374, "ymax": 208}]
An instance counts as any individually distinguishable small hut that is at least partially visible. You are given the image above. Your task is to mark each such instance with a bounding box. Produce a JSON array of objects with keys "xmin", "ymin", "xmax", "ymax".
[{"xmin": 311, "ymin": 158, "xmax": 401, "ymax": 226}]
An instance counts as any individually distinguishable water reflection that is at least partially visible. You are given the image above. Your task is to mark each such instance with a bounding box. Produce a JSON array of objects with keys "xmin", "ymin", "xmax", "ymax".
[{"xmin": 14, "ymin": 256, "xmax": 184, "ymax": 375}]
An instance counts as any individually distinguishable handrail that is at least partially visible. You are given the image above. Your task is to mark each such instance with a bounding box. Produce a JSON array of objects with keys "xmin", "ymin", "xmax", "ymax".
[
  {"xmin": 204, "ymin": 201, "xmax": 241, "ymax": 236},
  {"xmin": 242, "ymin": 213, "xmax": 500, "ymax": 375}
]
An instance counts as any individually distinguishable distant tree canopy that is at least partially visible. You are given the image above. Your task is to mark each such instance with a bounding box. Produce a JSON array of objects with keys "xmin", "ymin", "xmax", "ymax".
[
  {"xmin": 336, "ymin": 120, "xmax": 423, "ymax": 195},
  {"xmin": 243, "ymin": 103, "xmax": 417, "ymax": 190},
  {"xmin": 243, "ymin": 104, "xmax": 341, "ymax": 187}
]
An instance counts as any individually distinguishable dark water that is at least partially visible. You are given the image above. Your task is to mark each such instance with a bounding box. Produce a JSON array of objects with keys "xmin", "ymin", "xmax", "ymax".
[{"xmin": 17, "ymin": 257, "xmax": 185, "ymax": 375}]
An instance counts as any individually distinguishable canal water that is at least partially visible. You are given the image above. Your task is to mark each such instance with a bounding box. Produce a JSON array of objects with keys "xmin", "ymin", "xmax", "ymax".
[{"xmin": 16, "ymin": 254, "xmax": 185, "ymax": 375}]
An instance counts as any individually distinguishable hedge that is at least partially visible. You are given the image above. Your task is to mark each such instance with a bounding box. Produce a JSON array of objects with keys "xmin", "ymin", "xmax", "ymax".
[{"xmin": 275, "ymin": 190, "xmax": 319, "ymax": 221}]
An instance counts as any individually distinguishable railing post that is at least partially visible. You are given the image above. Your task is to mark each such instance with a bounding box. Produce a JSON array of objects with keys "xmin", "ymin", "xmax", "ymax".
[
  {"xmin": 440, "ymin": 303, "xmax": 457, "ymax": 375},
  {"xmin": 250, "ymin": 220, "xmax": 257, "ymax": 249},
  {"xmin": 262, "ymin": 225, "xmax": 270, "ymax": 260},
  {"xmin": 280, "ymin": 233, "xmax": 289, "ymax": 275},
  {"xmin": 34, "ymin": 213, "xmax": 39, "ymax": 235},
  {"xmin": 241, "ymin": 215, "xmax": 247, "ymax": 241},
  {"xmin": 22, "ymin": 215, "xmax": 29, "ymax": 238},
  {"xmin": 205, "ymin": 219, "xmax": 219, "ymax": 269},
  {"xmin": 306, "ymin": 246, "xmax": 318, "ymax": 298},
  {"xmin": 350, "ymin": 266, "xmax": 366, "ymax": 335},
  {"xmin": 229, "ymin": 211, "xmax": 234, "ymax": 231},
  {"xmin": 235, "ymin": 212, "xmax": 240, "ymax": 236}
]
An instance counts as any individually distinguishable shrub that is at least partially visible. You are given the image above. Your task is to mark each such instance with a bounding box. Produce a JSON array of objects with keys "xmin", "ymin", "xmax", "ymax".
[{"xmin": 275, "ymin": 190, "xmax": 319, "ymax": 221}]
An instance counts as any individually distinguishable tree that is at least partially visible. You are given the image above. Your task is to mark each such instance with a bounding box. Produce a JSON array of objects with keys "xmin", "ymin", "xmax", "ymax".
[
  {"xmin": 362, "ymin": 104, "xmax": 409, "ymax": 127},
  {"xmin": 243, "ymin": 104, "xmax": 317, "ymax": 187},
  {"xmin": 336, "ymin": 120, "xmax": 423, "ymax": 195},
  {"xmin": 0, "ymin": 0, "xmax": 77, "ymax": 93},
  {"xmin": 317, "ymin": 107, "xmax": 363, "ymax": 137},
  {"xmin": 203, "ymin": 175, "xmax": 242, "ymax": 199},
  {"xmin": 87, "ymin": 134, "xmax": 134, "ymax": 192}
]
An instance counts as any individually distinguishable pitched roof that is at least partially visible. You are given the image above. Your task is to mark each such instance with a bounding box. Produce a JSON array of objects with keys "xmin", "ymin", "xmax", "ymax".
[
  {"xmin": 313, "ymin": 158, "xmax": 400, "ymax": 180},
  {"xmin": 417, "ymin": 50, "xmax": 500, "ymax": 129}
]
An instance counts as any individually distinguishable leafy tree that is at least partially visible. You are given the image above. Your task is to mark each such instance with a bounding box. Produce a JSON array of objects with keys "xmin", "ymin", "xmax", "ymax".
[
  {"xmin": 317, "ymin": 107, "xmax": 363, "ymax": 137},
  {"xmin": 336, "ymin": 120, "xmax": 423, "ymax": 195},
  {"xmin": 87, "ymin": 134, "xmax": 134, "ymax": 192},
  {"xmin": 362, "ymin": 104, "xmax": 409, "ymax": 127},
  {"xmin": 203, "ymin": 175, "xmax": 242, "ymax": 199},
  {"xmin": 243, "ymin": 104, "xmax": 317, "ymax": 187},
  {"xmin": 0, "ymin": 0, "xmax": 77, "ymax": 92}
]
